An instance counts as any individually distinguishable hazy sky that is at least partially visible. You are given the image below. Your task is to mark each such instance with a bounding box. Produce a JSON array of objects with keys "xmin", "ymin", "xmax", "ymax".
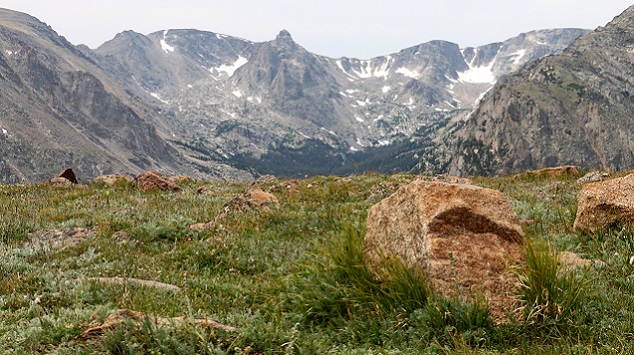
[{"xmin": 2, "ymin": 1, "xmax": 632, "ymax": 59}]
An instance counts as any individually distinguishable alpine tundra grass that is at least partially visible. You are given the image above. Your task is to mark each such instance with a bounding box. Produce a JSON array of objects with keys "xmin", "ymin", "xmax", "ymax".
[{"xmin": 1, "ymin": 172, "xmax": 633, "ymax": 353}]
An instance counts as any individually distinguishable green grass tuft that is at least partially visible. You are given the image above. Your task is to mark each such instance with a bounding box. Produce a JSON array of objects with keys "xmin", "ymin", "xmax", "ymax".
[{"xmin": 515, "ymin": 237, "xmax": 587, "ymax": 324}]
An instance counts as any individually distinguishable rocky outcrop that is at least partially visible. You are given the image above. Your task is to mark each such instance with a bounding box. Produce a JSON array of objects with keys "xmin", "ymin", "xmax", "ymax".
[
  {"xmin": 364, "ymin": 180, "xmax": 523, "ymax": 320},
  {"xmin": 441, "ymin": 5, "xmax": 634, "ymax": 176},
  {"xmin": 573, "ymin": 174, "xmax": 634, "ymax": 233}
]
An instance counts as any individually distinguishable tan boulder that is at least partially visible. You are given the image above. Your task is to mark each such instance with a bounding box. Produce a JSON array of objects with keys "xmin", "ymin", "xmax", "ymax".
[
  {"xmin": 134, "ymin": 171, "xmax": 180, "ymax": 192},
  {"xmin": 513, "ymin": 165, "xmax": 581, "ymax": 179},
  {"xmin": 92, "ymin": 174, "xmax": 133, "ymax": 186},
  {"xmin": 169, "ymin": 175, "xmax": 194, "ymax": 184},
  {"xmin": 364, "ymin": 180, "xmax": 524, "ymax": 321},
  {"xmin": 573, "ymin": 174, "xmax": 634, "ymax": 233},
  {"xmin": 225, "ymin": 189, "xmax": 279, "ymax": 212},
  {"xmin": 197, "ymin": 187, "xmax": 216, "ymax": 196},
  {"xmin": 49, "ymin": 177, "xmax": 73, "ymax": 186}
]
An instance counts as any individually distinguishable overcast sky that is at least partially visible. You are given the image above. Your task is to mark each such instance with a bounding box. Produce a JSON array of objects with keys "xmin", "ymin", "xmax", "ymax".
[{"xmin": 2, "ymin": 1, "xmax": 632, "ymax": 59}]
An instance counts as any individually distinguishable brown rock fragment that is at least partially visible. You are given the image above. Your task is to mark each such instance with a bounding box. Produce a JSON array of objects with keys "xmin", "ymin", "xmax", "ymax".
[{"xmin": 134, "ymin": 171, "xmax": 180, "ymax": 191}]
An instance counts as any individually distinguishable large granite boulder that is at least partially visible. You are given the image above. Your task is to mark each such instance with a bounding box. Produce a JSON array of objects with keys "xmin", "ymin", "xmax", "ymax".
[
  {"xmin": 574, "ymin": 174, "xmax": 634, "ymax": 233},
  {"xmin": 364, "ymin": 180, "xmax": 524, "ymax": 320}
]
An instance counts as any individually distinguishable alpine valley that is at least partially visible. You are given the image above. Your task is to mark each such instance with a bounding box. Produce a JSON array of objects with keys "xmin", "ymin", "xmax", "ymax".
[{"xmin": 0, "ymin": 7, "xmax": 606, "ymax": 183}]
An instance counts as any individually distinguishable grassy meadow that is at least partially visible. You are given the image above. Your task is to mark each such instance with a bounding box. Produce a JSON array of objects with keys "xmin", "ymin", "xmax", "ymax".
[{"xmin": 1, "ymin": 171, "xmax": 634, "ymax": 354}]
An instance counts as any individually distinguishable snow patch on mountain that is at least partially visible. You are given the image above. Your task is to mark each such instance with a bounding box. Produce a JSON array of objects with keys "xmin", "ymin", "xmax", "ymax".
[
  {"xmin": 352, "ymin": 57, "xmax": 393, "ymax": 79},
  {"xmin": 511, "ymin": 49, "xmax": 527, "ymax": 64},
  {"xmin": 338, "ymin": 57, "xmax": 394, "ymax": 79},
  {"xmin": 213, "ymin": 56, "xmax": 248, "ymax": 77},
  {"xmin": 458, "ymin": 60, "xmax": 495, "ymax": 84},
  {"xmin": 396, "ymin": 67, "xmax": 420, "ymax": 79},
  {"xmin": 160, "ymin": 31, "xmax": 175, "ymax": 53},
  {"xmin": 151, "ymin": 92, "xmax": 169, "ymax": 104}
]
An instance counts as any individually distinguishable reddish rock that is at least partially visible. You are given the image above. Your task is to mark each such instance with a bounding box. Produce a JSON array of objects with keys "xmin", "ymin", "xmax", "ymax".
[
  {"xmin": 134, "ymin": 171, "xmax": 180, "ymax": 192},
  {"xmin": 56, "ymin": 168, "xmax": 78, "ymax": 184},
  {"xmin": 364, "ymin": 180, "xmax": 524, "ymax": 321},
  {"xmin": 574, "ymin": 173, "xmax": 634, "ymax": 233}
]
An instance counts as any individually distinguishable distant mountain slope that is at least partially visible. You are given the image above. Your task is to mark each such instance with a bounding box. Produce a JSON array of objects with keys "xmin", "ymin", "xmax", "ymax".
[
  {"xmin": 0, "ymin": 9, "xmax": 251, "ymax": 183},
  {"xmin": 436, "ymin": 5, "xmax": 634, "ymax": 176},
  {"xmin": 93, "ymin": 25, "xmax": 587, "ymax": 176}
]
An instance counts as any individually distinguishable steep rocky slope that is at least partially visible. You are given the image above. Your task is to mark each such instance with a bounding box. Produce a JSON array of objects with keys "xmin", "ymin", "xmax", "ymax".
[
  {"xmin": 0, "ymin": 9, "xmax": 206, "ymax": 183},
  {"xmin": 437, "ymin": 6, "xmax": 634, "ymax": 176}
]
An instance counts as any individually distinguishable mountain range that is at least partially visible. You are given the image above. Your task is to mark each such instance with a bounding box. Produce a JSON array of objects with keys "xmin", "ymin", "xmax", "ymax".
[
  {"xmin": 91, "ymin": 26, "xmax": 586, "ymax": 178},
  {"xmin": 0, "ymin": 6, "xmax": 617, "ymax": 182}
]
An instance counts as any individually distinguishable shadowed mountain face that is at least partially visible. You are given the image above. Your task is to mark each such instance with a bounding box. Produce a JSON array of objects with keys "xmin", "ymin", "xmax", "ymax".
[
  {"xmin": 0, "ymin": 9, "xmax": 204, "ymax": 183},
  {"xmin": 434, "ymin": 5, "xmax": 634, "ymax": 176},
  {"xmin": 0, "ymin": 7, "xmax": 591, "ymax": 181}
]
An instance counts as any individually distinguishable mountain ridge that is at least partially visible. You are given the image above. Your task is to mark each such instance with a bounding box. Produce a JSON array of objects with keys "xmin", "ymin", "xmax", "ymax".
[
  {"xmin": 0, "ymin": 7, "xmax": 593, "ymax": 181},
  {"xmin": 433, "ymin": 5, "xmax": 634, "ymax": 176},
  {"xmin": 94, "ymin": 25, "xmax": 586, "ymax": 177}
]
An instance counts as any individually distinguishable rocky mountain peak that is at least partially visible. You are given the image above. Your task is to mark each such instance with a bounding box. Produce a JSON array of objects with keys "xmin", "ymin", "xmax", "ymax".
[
  {"xmin": 272, "ymin": 29, "xmax": 300, "ymax": 52},
  {"xmin": 603, "ymin": 4, "xmax": 634, "ymax": 30},
  {"xmin": 276, "ymin": 29, "xmax": 294, "ymax": 41}
]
